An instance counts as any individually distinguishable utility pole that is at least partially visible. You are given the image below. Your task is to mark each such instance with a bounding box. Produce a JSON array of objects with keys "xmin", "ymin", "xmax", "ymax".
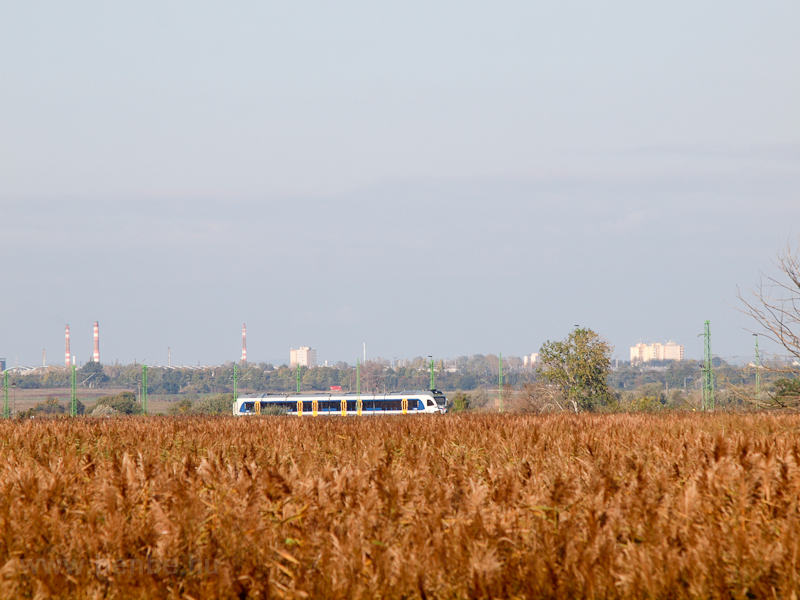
[
  {"xmin": 233, "ymin": 364, "xmax": 238, "ymax": 405},
  {"xmin": 141, "ymin": 365, "xmax": 148, "ymax": 415},
  {"xmin": 499, "ymin": 353, "xmax": 504, "ymax": 413},
  {"xmin": 296, "ymin": 364, "xmax": 300, "ymax": 394},
  {"xmin": 753, "ymin": 333, "xmax": 760, "ymax": 395},
  {"xmin": 356, "ymin": 359, "xmax": 361, "ymax": 414},
  {"xmin": 701, "ymin": 321, "xmax": 714, "ymax": 411},
  {"xmin": 70, "ymin": 365, "xmax": 77, "ymax": 417},
  {"xmin": 3, "ymin": 372, "xmax": 9, "ymax": 419}
]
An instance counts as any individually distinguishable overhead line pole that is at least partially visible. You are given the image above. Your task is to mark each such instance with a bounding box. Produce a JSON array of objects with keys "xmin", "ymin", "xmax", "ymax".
[
  {"xmin": 356, "ymin": 359, "xmax": 361, "ymax": 415},
  {"xmin": 753, "ymin": 334, "xmax": 760, "ymax": 395},
  {"xmin": 701, "ymin": 321, "xmax": 714, "ymax": 411},
  {"xmin": 499, "ymin": 353, "xmax": 504, "ymax": 413},
  {"xmin": 3, "ymin": 372, "xmax": 8, "ymax": 419},
  {"xmin": 70, "ymin": 365, "xmax": 77, "ymax": 417},
  {"xmin": 142, "ymin": 365, "xmax": 148, "ymax": 415}
]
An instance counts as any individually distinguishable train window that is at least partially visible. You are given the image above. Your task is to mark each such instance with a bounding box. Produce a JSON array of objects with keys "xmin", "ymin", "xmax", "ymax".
[{"xmin": 426, "ymin": 399, "xmax": 434, "ymax": 407}]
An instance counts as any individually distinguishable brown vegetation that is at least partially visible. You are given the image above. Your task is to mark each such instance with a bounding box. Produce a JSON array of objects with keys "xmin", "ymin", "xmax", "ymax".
[{"xmin": 2, "ymin": 413, "xmax": 800, "ymax": 598}]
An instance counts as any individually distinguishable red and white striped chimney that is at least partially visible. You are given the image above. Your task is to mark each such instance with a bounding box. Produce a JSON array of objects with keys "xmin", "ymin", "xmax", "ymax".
[
  {"xmin": 65, "ymin": 325, "xmax": 71, "ymax": 368},
  {"xmin": 93, "ymin": 321, "xmax": 100, "ymax": 363},
  {"xmin": 241, "ymin": 323, "xmax": 247, "ymax": 363}
]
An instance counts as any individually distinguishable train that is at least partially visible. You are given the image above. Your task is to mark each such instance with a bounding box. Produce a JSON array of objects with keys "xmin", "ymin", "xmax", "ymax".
[{"xmin": 233, "ymin": 389, "xmax": 448, "ymax": 416}]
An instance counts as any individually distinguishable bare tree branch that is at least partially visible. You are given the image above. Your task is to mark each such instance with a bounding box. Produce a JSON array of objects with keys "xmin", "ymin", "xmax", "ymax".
[{"xmin": 736, "ymin": 239, "xmax": 800, "ymax": 373}]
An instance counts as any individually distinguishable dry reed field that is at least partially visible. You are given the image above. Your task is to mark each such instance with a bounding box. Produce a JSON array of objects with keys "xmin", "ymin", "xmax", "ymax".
[{"xmin": 2, "ymin": 413, "xmax": 800, "ymax": 599}]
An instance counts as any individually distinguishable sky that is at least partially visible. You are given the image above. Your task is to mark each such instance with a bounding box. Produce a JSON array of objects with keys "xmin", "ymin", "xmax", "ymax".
[{"xmin": 1, "ymin": 2, "xmax": 799, "ymax": 367}]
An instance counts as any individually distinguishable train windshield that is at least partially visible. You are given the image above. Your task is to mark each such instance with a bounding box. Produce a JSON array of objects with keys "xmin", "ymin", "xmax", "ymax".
[{"xmin": 433, "ymin": 395, "xmax": 446, "ymax": 407}]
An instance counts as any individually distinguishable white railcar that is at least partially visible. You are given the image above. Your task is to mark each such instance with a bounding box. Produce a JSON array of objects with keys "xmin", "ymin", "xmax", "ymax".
[{"xmin": 233, "ymin": 390, "xmax": 447, "ymax": 416}]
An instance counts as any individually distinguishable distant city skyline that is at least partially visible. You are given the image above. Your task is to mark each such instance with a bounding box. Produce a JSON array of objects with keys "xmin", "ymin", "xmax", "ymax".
[{"xmin": 0, "ymin": 322, "xmax": 775, "ymax": 369}]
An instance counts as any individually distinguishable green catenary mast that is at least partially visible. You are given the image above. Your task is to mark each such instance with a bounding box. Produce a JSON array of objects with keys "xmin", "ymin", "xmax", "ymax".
[
  {"xmin": 3, "ymin": 371, "xmax": 9, "ymax": 419},
  {"xmin": 754, "ymin": 334, "xmax": 760, "ymax": 395},
  {"xmin": 141, "ymin": 365, "xmax": 148, "ymax": 415},
  {"xmin": 233, "ymin": 364, "xmax": 238, "ymax": 404},
  {"xmin": 296, "ymin": 364, "xmax": 300, "ymax": 393},
  {"xmin": 70, "ymin": 365, "xmax": 77, "ymax": 417},
  {"xmin": 702, "ymin": 321, "xmax": 714, "ymax": 411},
  {"xmin": 499, "ymin": 353, "xmax": 504, "ymax": 413},
  {"xmin": 429, "ymin": 357, "xmax": 435, "ymax": 391}
]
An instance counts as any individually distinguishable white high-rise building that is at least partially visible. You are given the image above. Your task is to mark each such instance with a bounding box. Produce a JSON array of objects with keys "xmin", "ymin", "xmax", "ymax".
[
  {"xmin": 523, "ymin": 353, "xmax": 540, "ymax": 367},
  {"xmin": 290, "ymin": 347, "xmax": 317, "ymax": 367},
  {"xmin": 630, "ymin": 342, "xmax": 684, "ymax": 364}
]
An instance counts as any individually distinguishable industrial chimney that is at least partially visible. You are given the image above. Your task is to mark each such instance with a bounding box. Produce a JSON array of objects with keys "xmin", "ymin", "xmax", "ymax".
[
  {"xmin": 93, "ymin": 321, "xmax": 100, "ymax": 363},
  {"xmin": 65, "ymin": 325, "xmax": 71, "ymax": 368},
  {"xmin": 241, "ymin": 323, "xmax": 247, "ymax": 363}
]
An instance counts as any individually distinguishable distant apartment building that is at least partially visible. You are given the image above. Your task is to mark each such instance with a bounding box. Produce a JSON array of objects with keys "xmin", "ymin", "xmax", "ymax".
[
  {"xmin": 630, "ymin": 342, "xmax": 684, "ymax": 364},
  {"xmin": 290, "ymin": 347, "xmax": 317, "ymax": 367},
  {"xmin": 523, "ymin": 353, "xmax": 540, "ymax": 367}
]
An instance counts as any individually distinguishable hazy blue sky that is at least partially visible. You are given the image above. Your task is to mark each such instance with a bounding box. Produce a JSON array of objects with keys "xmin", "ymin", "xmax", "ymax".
[{"xmin": 1, "ymin": 2, "xmax": 799, "ymax": 366}]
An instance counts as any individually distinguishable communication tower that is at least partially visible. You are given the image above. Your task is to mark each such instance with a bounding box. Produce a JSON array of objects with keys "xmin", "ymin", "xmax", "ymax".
[{"xmin": 65, "ymin": 325, "xmax": 71, "ymax": 368}]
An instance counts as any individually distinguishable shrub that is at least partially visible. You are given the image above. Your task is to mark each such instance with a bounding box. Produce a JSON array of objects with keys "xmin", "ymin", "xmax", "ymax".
[
  {"xmin": 168, "ymin": 399, "xmax": 194, "ymax": 415},
  {"xmin": 193, "ymin": 394, "xmax": 234, "ymax": 415},
  {"xmin": 22, "ymin": 396, "xmax": 65, "ymax": 417},
  {"xmin": 95, "ymin": 391, "xmax": 138, "ymax": 415},
  {"xmin": 628, "ymin": 395, "xmax": 663, "ymax": 412},
  {"xmin": 90, "ymin": 404, "xmax": 118, "ymax": 417},
  {"xmin": 450, "ymin": 391, "xmax": 470, "ymax": 412}
]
